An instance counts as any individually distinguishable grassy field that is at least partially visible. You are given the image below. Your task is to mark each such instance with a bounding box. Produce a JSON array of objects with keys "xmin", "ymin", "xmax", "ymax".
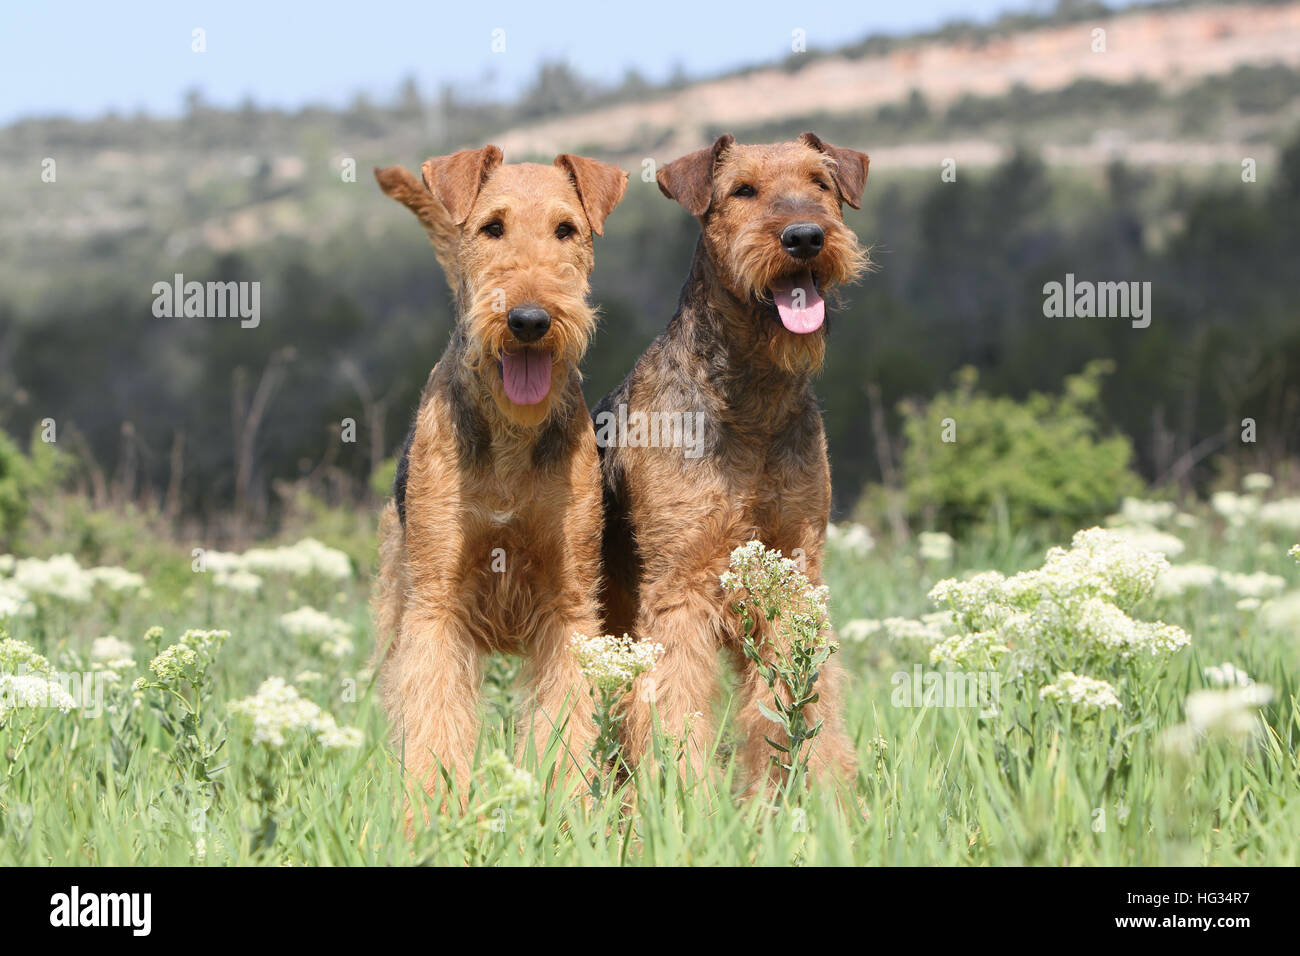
[{"xmin": 1, "ymin": 486, "xmax": 1298, "ymax": 866}]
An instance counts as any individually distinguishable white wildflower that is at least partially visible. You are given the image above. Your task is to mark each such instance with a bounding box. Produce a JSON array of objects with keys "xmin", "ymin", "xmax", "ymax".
[
  {"xmin": 242, "ymin": 538, "xmax": 352, "ymax": 580},
  {"xmin": 929, "ymin": 630, "xmax": 1008, "ymax": 669},
  {"xmin": 0, "ymin": 579, "xmax": 34, "ymax": 619},
  {"xmin": 0, "ymin": 637, "xmax": 53, "ymax": 675},
  {"xmin": 213, "ymin": 569, "xmax": 263, "ymax": 594},
  {"xmin": 228, "ymin": 676, "xmax": 362, "ymax": 750},
  {"xmin": 1259, "ymin": 498, "xmax": 1300, "ymax": 533},
  {"xmin": 478, "ymin": 749, "xmax": 539, "ymax": 816},
  {"xmin": 839, "ymin": 618, "xmax": 881, "ymax": 643},
  {"xmin": 1211, "ymin": 490, "xmax": 1259, "ymax": 526},
  {"xmin": 1106, "ymin": 524, "xmax": 1185, "ymax": 559},
  {"xmin": 201, "ymin": 550, "xmax": 245, "ymax": 573},
  {"xmin": 90, "ymin": 636, "xmax": 135, "ymax": 671},
  {"xmin": 825, "ymin": 522, "xmax": 875, "ymax": 557},
  {"xmin": 280, "ymin": 606, "xmax": 352, "ymax": 641},
  {"xmin": 1154, "ymin": 563, "xmax": 1220, "ymax": 599},
  {"xmin": 918, "ymin": 531, "xmax": 955, "ymax": 562},
  {"xmin": 1241, "ymin": 473, "xmax": 1274, "ymax": 494},
  {"xmin": 1261, "ymin": 590, "xmax": 1300, "ymax": 631},
  {"xmin": 722, "ymin": 540, "xmax": 830, "ymax": 627},
  {"xmin": 1039, "ymin": 672, "xmax": 1122, "ymax": 713},
  {"xmin": 88, "ymin": 566, "xmax": 145, "ymax": 593},
  {"xmin": 569, "ymin": 633, "xmax": 663, "ymax": 695},
  {"xmin": 139, "ymin": 629, "xmax": 227, "ymax": 687},
  {"xmin": 1183, "ymin": 685, "xmax": 1273, "ymax": 744},
  {"xmin": 1113, "ymin": 497, "xmax": 1177, "ymax": 526},
  {"xmin": 1202, "ymin": 662, "xmax": 1256, "ymax": 688},
  {"xmin": 12, "ymin": 554, "xmax": 94, "ymax": 603},
  {"xmin": 1218, "ymin": 571, "xmax": 1286, "ymax": 599},
  {"xmin": 0, "ymin": 672, "xmax": 78, "ymax": 720}
]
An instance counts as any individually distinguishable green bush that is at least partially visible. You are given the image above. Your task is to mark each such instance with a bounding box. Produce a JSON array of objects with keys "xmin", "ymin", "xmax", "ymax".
[
  {"xmin": 884, "ymin": 361, "xmax": 1142, "ymax": 533},
  {"xmin": 0, "ymin": 428, "xmax": 66, "ymax": 550}
]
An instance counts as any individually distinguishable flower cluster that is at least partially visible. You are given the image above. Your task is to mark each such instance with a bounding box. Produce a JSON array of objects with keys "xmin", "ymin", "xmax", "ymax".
[
  {"xmin": 0, "ymin": 577, "xmax": 34, "ymax": 619},
  {"xmin": 1105, "ymin": 524, "xmax": 1185, "ymax": 558},
  {"xmin": 204, "ymin": 538, "xmax": 352, "ymax": 581},
  {"xmin": 569, "ymin": 633, "xmax": 663, "ymax": 695},
  {"xmin": 279, "ymin": 606, "xmax": 355, "ymax": 659},
  {"xmin": 1, "ymin": 553, "xmax": 145, "ymax": 607},
  {"xmin": 1153, "ymin": 563, "xmax": 1222, "ymax": 598},
  {"xmin": 477, "ymin": 749, "xmax": 540, "ymax": 816},
  {"xmin": 1211, "ymin": 490, "xmax": 1259, "ymax": 526},
  {"xmin": 721, "ymin": 539, "xmax": 831, "ymax": 642},
  {"xmin": 227, "ymin": 676, "xmax": 363, "ymax": 750},
  {"xmin": 89, "ymin": 635, "xmax": 135, "ymax": 672},
  {"xmin": 928, "ymin": 528, "xmax": 1189, "ymax": 711},
  {"xmin": 135, "ymin": 629, "xmax": 228, "ymax": 690},
  {"xmin": 930, "ymin": 628, "xmax": 1008, "ymax": 670},
  {"xmin": 825, "ymin": 522, "xmax": 875, "ymax": 558},
  {"xmin": 213, "ymin": 569, "xmax": 263, "ymax": 594},
  {"xmin": 1259, "ymin": 498, "xmax": 1300, "ymax": 533},
  {"xmin": 918, "ymin": 531, "xmax": 955, "ymax": 563},
  {"xmin": 0, "ymin": 636, "xmax": 76, "ymax": 723},
  {"xmin": 1039, "ymin": 672, "xmax": 1122, "ymax": 714},
  {"xmin": 1162, "ymin": 666, "xmax": 1274, "ymax": 754},
  {"xmin": 1112, "ymin": 497, "xmax": 1177, "ymax": 526},
  {"xmin": 0, "ymin": 673, "xmax": 78, "ymax": 722},
  {"xmin": 1203, "ymin": 661, "xmax": 1255, "ymax": 688}
]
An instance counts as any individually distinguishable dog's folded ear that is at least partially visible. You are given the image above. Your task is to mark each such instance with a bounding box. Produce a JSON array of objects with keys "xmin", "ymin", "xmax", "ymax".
[
  {"xmin": 374, "ymin": 163, "xmax": 462, "ymax": 282},
  {"xmin": 418, "ymin": 145, "xmax": 504, "ymax": 225},
  {"xmin": 798, "ymin": 132, "xmax": 869, "ymax": 210},
  {"xmin": 554, "ymin": 154, "xmax": 629, "ymax": 237},
  {"xmin": 374, "ymin": 163, "xmax": 449, "ymax": 228},
  {"xmin": 656, "ymin": 134, "xmax": 735, "ymax": 217}
]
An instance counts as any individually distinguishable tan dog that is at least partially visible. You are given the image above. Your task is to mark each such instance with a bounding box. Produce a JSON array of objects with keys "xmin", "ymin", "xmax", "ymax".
[
  {"xmin": 372, "ymin": 146, "xmax": 627, "ymax": 806},
  {"xmin": 594, "ymin": 133, "xmax": 869, "ymax": 790}
]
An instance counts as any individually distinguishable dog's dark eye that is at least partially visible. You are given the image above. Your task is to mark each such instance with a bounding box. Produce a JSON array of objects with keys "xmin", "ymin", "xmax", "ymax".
[
  {"xmin": 481, "ymin": 220, "xmax": 504, "ymax": 239},
  {"xmin": 813, "ymin": 178, "xmax": 831, "ymax": 192},
  {"xmin": 732, "ymin": 184, "xmax": 757, "ymax": 199},
  {"xmin": 555, "ymin": 222, "xmax": 576, "ymax": 240}
]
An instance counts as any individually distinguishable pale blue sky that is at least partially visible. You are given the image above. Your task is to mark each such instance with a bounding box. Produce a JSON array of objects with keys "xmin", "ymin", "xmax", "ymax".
[{"xmin": 0, "ymin": 0, "xmax": 1124, "ymax": 123}]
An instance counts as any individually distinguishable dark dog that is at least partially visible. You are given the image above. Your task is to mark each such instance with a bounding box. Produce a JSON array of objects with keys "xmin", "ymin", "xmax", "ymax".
[{"xmin": 595, "ymin": 133, "xmax": 869, "ymax": 788}]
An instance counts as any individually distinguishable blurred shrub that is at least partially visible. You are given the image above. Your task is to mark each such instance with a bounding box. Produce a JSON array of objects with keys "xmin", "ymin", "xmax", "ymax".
[
  {"xmin": 0, "ymin": 428, "xmax": 66, "ymax": 550},
  {"xmin": 881, "ymin": 361, "xmax": 1142, "ymax": 534},
  {"xmin": 273, "ymin": 485, "xmax": 379, "ymax": 574},
  {"xmin": 370, "ymin": 456, "xmax": 397, "ymax": 503}
]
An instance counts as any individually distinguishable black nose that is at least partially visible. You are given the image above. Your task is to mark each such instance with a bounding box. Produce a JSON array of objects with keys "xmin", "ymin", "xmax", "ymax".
[
  {"xmin": 507, "ymin": 306, "xmax": 551, "ymax": 343},
  {"xmin": 780, "ymin": 222, "xmax": 824, "ymax": 260}
]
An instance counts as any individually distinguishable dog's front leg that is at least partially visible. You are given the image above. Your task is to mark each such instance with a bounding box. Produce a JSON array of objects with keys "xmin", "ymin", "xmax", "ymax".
[
  {"xmin": 519, "ymin": 612, "xmax": 601, "ymax": 791},
  {"xmin": 382, "ymin": 611, "xmax": 483, "ymax": 814},
  {"xmin": 621, "ymin": 584, "xmax": 725, "ymax": 784}
]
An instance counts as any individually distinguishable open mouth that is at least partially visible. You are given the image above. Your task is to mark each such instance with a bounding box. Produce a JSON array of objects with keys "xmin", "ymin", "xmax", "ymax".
[
  {"xmin": 765, "ymin": 269, "xmax": 825, "ymax": 334},
  {"xmin": 499, "ymin": 347, "xmax": 552, "ymax": 405}
]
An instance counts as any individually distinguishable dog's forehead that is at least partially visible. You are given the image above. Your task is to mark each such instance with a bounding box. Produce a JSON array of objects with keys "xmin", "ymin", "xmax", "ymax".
[
  {"xmin": 477, "ymin": 163, "xmax": 583, "ymax": 216},
  {"xmin": 718, "ymin": 141, "xmax": 827, "ymax": 184}
]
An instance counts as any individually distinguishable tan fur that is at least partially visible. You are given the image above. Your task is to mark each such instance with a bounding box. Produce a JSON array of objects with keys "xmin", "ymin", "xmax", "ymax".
[
  {"xmin": 372, "ymin": 146, "xmax": 628, "ymax": 812},
  {"xmin": 598, "ymin": 134, "xmax": 870, "ymax": 792}
]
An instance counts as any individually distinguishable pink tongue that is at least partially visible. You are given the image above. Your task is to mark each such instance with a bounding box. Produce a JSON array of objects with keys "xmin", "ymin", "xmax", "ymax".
[
  {"xmin": 500, "ymin": 349, "xmax": 552, "ymax": 405},
  {"xmin": 770, "ymin": 271, "xmax": 825, "ymax": 333}
]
